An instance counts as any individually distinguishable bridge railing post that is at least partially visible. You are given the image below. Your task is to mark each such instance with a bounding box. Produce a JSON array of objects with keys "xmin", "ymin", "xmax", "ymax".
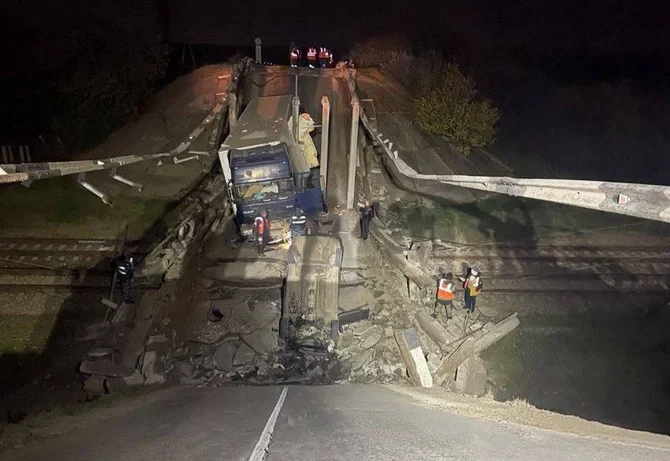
[{"xmin": 346, "ymin": 97, "xmax": 360, "ymax": 209}]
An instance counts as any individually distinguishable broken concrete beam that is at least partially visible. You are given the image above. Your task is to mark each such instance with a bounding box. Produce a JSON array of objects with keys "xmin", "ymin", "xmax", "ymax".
[
  {"xmin": 86, "ymin": 347, "xmax": 113, "ymax": 359},
  {"xmin": 370, "ymin": 224, "xmax": 434, "ymax": 289},
  {"xmin": 394, "ymin": 328, "xmax": 433, "ymax": 387},
  {"xmin": 415, "ymin": 311, "xmax": 454, "ymax": 351},
  {"xmin": 83, "ymin": 376, "xmax": 106, "ymax": 396},
  {"xmin": 111, "ymin": 302, "xmax": 130, "ymax": 323},
  {"xmin": 434, "ymin": 313, "xmax": 520, "ymax": 386},
  {"xmin": 339, "ymin": 308, "xmax": 370, "ymax": 327},
  {"xmin": 79, "ymin": 361, "xmax": 136, "ymax": 378},
  {"xmin": 104, "ymin": 373, "xmax": 145, "ymax": 393},
  {"xmin": 455, "ymin": 356, "xmax": 487, "ymax": 396},
  {"xmin": 407, "ymin": 240, "xmax": 433, "ymax": 267}
]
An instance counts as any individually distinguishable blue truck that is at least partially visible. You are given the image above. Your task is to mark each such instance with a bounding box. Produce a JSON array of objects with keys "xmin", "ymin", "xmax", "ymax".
[{"xmin": 218, "ymin": 95, "xmax": 324, "ymax": 242}]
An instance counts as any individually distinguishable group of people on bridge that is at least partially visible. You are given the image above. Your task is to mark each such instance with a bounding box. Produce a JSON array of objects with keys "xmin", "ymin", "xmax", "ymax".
[{"xmin": 290, "ymin": 44, "xmax": 333, "ymax": 68}]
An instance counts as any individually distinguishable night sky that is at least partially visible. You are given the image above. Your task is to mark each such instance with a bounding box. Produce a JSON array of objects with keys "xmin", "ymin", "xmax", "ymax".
[{"xmin": 2, "ymin": 0, "xmax": 669, "ymax": 55}]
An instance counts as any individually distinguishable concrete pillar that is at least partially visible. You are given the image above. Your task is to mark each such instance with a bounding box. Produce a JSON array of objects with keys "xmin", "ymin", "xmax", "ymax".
[
  {"xmin": 292, "ymin": 96, "xmax": 300, "ymax": 143},
  {"xmin": 228, "ymin": 93, "xmax": 238, "ymax": 130},
  {"xmin": 254, "ymin": 37, "xmax": 262, "ymax": 63},
  {"xmin": 347, "ymin": 97, "xmax": 360, "ymax": 209},
  {"xmin": 320, "ymin": 96, "xmax": 330, "ymax": 194}
]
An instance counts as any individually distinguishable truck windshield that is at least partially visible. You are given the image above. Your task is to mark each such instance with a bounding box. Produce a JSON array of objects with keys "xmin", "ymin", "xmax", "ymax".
[{"xmin": 236, "ymin": 179, "xmax": 294, "ymax": 202}]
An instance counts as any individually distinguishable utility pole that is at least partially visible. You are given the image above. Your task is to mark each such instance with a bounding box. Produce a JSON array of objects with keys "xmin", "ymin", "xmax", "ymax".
[
  {"xmin": 320, "ymin": 96, "xmax": 330, "ymax": 195},
  {"xmin": 346, "ymin": 97, "xmax": 360, "ymax": 209},
  {"xmin": 254, "ymin": 37, "xmax": 262, "ymax": 63},
  {"xmin": 292, "ymin": 96, "xmax": 300, "ymax": 143}
]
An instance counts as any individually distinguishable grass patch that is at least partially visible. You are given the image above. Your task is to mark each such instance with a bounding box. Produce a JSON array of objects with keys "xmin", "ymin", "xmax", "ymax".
[
  {"xmin": 0, "ymin": 177, "xmax": 172, "ymax": 239},
  {"xmin": 0, "ymin": 315, "xmax": 58, "ymax": 355}
]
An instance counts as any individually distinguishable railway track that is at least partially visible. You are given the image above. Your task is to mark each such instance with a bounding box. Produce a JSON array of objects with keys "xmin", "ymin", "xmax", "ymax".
[
  {"xmin": 0, "ymin": 238, "xmax": 154, "ymax": 292},
  {"xmin": 430, "ymin": 244, "xmax": 670, "ymax": 293},
  {"xmin": 0, "ymin": 238, "xmax": 152, "ymax": 269}
]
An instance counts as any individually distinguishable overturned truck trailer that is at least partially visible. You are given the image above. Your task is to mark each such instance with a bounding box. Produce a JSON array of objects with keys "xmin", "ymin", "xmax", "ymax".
[{"xmin": 217, "ymin": 95, "xmax": 324, "ymax": 242}]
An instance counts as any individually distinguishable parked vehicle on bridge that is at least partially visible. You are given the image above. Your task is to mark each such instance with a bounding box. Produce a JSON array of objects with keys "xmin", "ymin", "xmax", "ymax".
[{"xmin": 218, "ymin": 95, "xmax": 324, "ymax": 242}]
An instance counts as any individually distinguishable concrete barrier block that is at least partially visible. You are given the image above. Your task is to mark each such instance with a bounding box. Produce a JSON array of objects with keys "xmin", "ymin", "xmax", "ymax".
[{"xmin": 394, "ymin": 328, "xmax": 433, "ymax": 387}]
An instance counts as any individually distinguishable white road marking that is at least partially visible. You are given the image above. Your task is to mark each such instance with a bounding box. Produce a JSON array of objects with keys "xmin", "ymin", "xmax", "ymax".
[{"xmin": 247, "ymin": 386, "xmax": 288, "ymax": 461}]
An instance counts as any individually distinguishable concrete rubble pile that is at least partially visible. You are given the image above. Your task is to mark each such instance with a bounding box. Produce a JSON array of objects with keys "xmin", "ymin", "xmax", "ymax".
[{"xmin": 139, "ymin": 173, "xmax": 228, "ymax": 282}]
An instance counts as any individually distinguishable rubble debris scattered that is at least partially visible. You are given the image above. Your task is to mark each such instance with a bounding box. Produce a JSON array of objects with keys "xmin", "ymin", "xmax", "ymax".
[
  {"xmin": 434, "ymin": 314, "xmax": 520, "ymax": 386},
  {"xmin": 338, "ymin": 308, "xmax": 370, "ymax": 327},
  {"xmin": 454, "ymin": 356, "xmax": 487, "ymax": 396}
]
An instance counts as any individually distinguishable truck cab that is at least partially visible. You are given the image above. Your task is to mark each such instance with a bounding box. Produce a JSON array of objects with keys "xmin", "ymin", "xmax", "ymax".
[{"xmin": 218, "ymin": 95, "xmax": 323, "ymax": 241}]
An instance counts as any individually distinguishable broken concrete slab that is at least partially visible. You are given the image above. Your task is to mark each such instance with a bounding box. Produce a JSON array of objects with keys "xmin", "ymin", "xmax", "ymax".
[
  {"xmin": 140, "ymin": 350, "xmax": 159, "ymax": 377},
  {"xmin": 213, "ymin": 341, "xmax": 237, "ymax": 372},
  {"xmin": 361, "ymin": 330, "xmax": 382, "ymax": 349},
  {"xmin": 86, "ymin": 347, "xmax": 113, "ymax": 358},
  {"xmin": 201, "ymin": 261, "xmax": 285, "ymax": 284},
  {"xmin": 455, "ymin": 356, "xmax": 487, "ymax": 396},
  {"xmin": 79, "ymin": 361, "xmax": 136, "ymax": 378},
  {"xmin": 104, "ymin": 373, "xmax": 145, "ymax": 393},
  {"xmin": 434, "ymin": 313, "xmax": 520, "ymax": 386},
  {"xmin": 352, "ymin": 348, "xmax": 375, "ymax": 371},
  {"xmin": 394, "ymin": 328, "xmax": 433, "ymax": 388},
  {"xmin": 340, "ymin": 271, "xmax": 366, "ymax": 287},
  {"xmin": 407, "ymin": 240, "xmax": 433, "ymax": 268},
  {"xmin": 83, "ymin": 376, "xmax": 106, "ymax": 396},
  {"xmin": 415, "ymin": 311, "xmax": 456, "ymax": 351},
  {"xmin": 242, "ymin": 329, "xmax": 277, "ymax": 355},
  {"xmin": 339, "ymin": 285, "xmax": 375, "ymax": 311},
  {"xmin": 76, "ymin": 323, "xmax": 111, "ymax": 342},
  {"xmin": 233, "ymin": 342, "xmax": 256, "ymax": 366},
  {"xmin": 426, "ymin": 353, "xmax": 443, "ymax": 375},
  {"xmin": 339, "ymin": 308, "xmax": 370, "ymax": 326}
]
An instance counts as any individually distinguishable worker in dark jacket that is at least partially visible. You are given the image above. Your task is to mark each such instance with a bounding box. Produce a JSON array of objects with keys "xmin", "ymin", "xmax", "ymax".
[
  {"xmin": 358, "ymin": 200, "xmax": 374, "ymax": 240},
  {"xmin": 289, "ymin": 43, "xmax": 300, "ymax": 67},
  {"xmin": 290, "ymin": 207, "xmax": 307, "ymax": 243},
  {"xmin": 115, "ymin": 254, "xmax": 135, "ymax": 304}
]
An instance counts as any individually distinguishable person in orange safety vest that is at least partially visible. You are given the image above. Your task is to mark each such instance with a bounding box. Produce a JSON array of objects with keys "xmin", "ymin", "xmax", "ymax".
[
  {"xmin": 434, "ymin": 272, "xmax": 456, "ymax": 319},
  {"xmin": 307, "ymin": 47, "xmax": 317, "ymax": 68},
  {"xmin": 459, "ymin": 266, "xmax": 483, "ymax": 314}
]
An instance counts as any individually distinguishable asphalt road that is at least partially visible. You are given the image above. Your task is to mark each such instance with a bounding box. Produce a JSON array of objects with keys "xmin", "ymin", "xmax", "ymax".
[
  {"xmin": 242, "ymin": 66, "xmax": 352, "ymax": 208},
  {"xmin": 3, "ymin": 385, "xmax": 668, "ymax": 461}
]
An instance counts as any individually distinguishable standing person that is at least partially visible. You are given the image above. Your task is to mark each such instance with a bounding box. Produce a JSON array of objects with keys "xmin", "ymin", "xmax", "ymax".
[
  {"xmin": 115, "ymin": 254, "xmax": 135, "ymax": 304},
  {"xmin": 307, "ymin": 46, "xmax": 317, "ymax": 68},
  {"xmin": 434, "ymin": 272, "xmax": 456, "ymax": 319},
  {"xmin": 290, "ymin": 207, "xmax": 307, "ymax": 243},
  {"xmin": 318, "ymin": 47, "xmax": 326, "ymax": 67},
  {"xmin": 254, "ymin": 211, "xmax": 268, "ymax": 256},
  {"xmin": 289, "ymin": 43, "xmax": 300, "ymax": 67},
  {"xmin": 459, "ymin": 267, "xmax": 483, "ymax": 314},
  {"xmin": 358, "ymin": 200, "xmax": 374, "ymax": 240},
  {"xmin": 323, "ymin": 48, "xmax": 331, "ymax": 67}
]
